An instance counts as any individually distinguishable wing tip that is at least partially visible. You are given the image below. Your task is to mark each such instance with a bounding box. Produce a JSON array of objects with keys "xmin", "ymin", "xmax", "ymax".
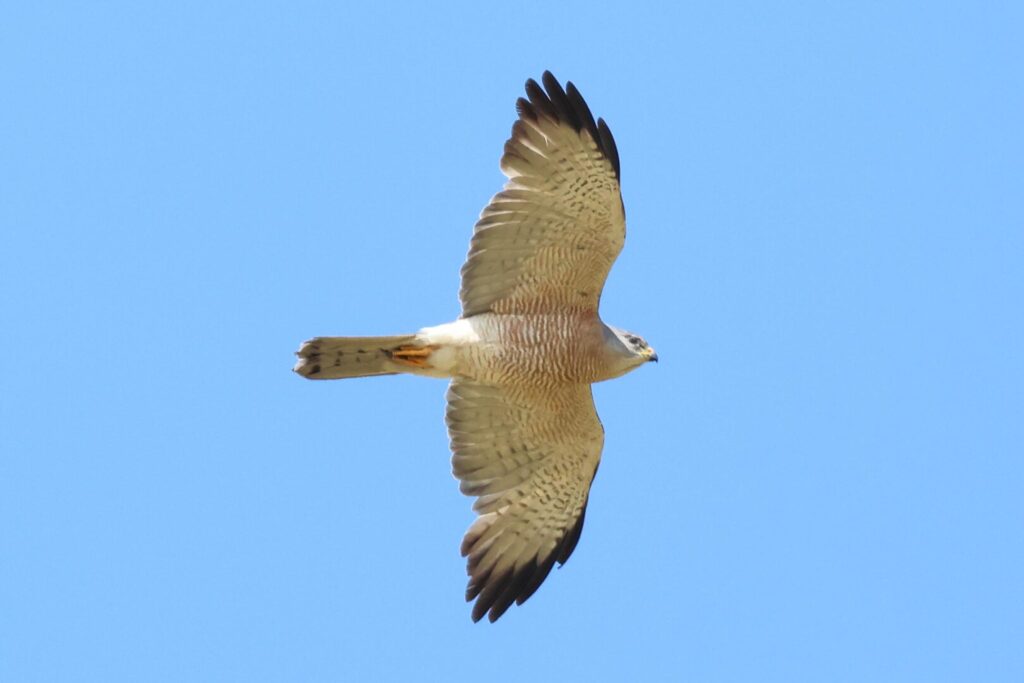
[
  {"xmin": 462, "ymin": 501, "xmax": 594, "ymax": 623},
  {"xmin": 466, "ymin": 555, "xmax": 560, "ymax": 623},
  {"xmin": 519, "ymin": 71, "xmax": 621, "ymax": 180}
]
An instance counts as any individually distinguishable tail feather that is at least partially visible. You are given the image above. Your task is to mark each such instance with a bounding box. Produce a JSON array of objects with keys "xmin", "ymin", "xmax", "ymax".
[{"xmin": 294, "ymin": 334, "xmax": 417, "ymax": 379}]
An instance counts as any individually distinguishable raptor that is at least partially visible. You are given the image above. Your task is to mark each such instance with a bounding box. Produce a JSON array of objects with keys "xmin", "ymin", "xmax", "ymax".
[{"xmin": 294, "ymin": 72, "xmax": 656, "ymax": 622}]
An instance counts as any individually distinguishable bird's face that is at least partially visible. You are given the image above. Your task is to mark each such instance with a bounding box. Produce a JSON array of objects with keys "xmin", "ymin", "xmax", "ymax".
[
  {"xmin": 608, "ymin": 327, "xmax": 658, "ymax": 369},
  {"xmin": 624, "ymin": 332, "xmax": 658, "ymax": 364}
]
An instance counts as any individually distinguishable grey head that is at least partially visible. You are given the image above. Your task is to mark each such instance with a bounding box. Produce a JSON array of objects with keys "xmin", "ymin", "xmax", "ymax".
[{"xmin": 603, "ymin": 325, "xmax": 658, "ymax": 377}]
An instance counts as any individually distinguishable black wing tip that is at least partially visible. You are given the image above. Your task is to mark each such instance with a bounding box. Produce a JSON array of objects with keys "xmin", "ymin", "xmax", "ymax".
[
  {"xmin": 596, "ymin": 118, "xmax": 620, "ymax": 181},
  {"xmin": 515, "ymin": 96, "xmax": 536, "ymax": 122},
  {"xmin": 465, "ymin": 502, "xmax": 592, "ymax": 623},
  {"xmin": 519, "ymin": 71, "xmax": 621, "ymax": 180},
  {"xmin": 467, "ymin": 555, "xmax": 559, "ymax": 623},
  {"xmin": 556, "ymin": 504, "xmax": 588, "ymax": 565}
]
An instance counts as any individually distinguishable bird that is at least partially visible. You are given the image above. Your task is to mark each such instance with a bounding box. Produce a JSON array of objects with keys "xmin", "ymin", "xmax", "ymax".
[{"xmin": 294, "ymin": 72, "xmax": 657, "ymax": 622}]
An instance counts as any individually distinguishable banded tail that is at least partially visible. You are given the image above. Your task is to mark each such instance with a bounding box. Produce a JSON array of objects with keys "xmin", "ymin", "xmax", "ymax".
[{"xmin": 293, "ymin": 334, "xmax": 422, "ymax": 379}]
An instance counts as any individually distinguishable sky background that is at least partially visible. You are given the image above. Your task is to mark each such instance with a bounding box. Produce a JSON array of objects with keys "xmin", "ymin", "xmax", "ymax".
[{"xmin": 2, "ymin": 2, "xmax": 1022, "ymax": 681}]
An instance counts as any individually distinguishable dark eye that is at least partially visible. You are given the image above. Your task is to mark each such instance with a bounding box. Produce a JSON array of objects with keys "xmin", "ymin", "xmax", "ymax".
[{"xmin": 626, "ymin": 335, "xmax": 641, "ymax": 346}]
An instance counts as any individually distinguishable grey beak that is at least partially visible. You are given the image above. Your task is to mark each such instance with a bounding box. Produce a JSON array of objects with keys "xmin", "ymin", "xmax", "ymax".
[{"xmin": 649, "ymin": 352, "xmax": 658, "ymax": 363}]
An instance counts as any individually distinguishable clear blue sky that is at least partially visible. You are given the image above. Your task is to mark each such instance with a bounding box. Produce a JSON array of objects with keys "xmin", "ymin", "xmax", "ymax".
[{"xmin": 2, "ymin": 3, "xmax": 1022, "ymax": 681}]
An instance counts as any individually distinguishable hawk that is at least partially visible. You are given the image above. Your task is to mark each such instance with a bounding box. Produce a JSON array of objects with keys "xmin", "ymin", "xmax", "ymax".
[{"xmin": 294, "ymin": 72, "xmax": 657, "ymax": 622}]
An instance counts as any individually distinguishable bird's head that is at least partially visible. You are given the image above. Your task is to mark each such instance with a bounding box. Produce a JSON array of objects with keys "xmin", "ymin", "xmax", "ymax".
[{"xmin": 605, "ymin": 326, "xmax": 658, "ymax": 374}]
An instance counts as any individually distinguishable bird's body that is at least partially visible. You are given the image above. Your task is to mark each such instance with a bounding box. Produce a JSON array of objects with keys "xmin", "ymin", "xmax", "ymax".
[
  {"xmin": 295, "ymin": 72, "xmax": 656, "ymax": 622},
  {"xmin": 417, "ymin": 314, "xmax": 607, "ymax": 384},
  {"xmin": 303, "ymin": 313, "xmax": 637, "ymax": 384}
]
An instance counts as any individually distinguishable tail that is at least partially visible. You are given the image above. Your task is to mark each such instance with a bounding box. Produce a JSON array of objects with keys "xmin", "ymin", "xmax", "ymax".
[{"xmin": 293, "ymin": 334, "xmax": 420, "ymax": 379}]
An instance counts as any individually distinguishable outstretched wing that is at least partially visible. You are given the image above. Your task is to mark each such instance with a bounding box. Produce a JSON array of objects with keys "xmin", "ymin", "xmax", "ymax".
[
  {"xmin": 460, "ymin": 71, "xmax": 625, "ymax": 317},
  {"xmin": 446, "ymin": 379, "xmax": 603, "ymax": 622}
]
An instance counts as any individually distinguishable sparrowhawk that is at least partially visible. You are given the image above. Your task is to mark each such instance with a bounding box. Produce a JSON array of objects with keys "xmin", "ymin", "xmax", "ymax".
[{"xmin": 294, "ymin": 72, "xmax": 657, "ymax": 622}]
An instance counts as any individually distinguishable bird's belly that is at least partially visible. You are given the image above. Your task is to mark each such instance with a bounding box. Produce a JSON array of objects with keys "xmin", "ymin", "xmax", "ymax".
[{"xmin": 447, "ymin": 313, "xmax": 605, "ymax": 385}]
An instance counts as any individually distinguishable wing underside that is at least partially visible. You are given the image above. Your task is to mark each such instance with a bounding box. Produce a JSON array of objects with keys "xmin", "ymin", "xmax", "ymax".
[
  {"xmin": 446, "ymin": 379, "xmax": 604, "ymax": 622},
  {"xmin": 459, "ymin": 72, "xmax": 626, "ymax": 317}
]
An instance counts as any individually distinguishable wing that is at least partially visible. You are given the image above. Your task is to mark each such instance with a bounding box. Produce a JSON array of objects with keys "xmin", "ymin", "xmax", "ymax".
[
  {"xmin": 446, "ymin": 379, "xmax": 603, "ymax": 622},
  {"xmin": 460, "ymin": 71, "xmax": 625, "ymax": 317}
]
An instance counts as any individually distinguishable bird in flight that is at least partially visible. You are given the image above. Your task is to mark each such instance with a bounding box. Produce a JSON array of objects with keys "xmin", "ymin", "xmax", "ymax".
[{"xmin": 294, "ymin": 72, "xmax": 656, "ymax": 622}]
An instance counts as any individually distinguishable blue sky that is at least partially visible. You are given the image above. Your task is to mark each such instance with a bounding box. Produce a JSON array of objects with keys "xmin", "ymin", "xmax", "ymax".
[{"xmin": 2, "ymin": 2, "xmax": 1022, "ymax": 681}]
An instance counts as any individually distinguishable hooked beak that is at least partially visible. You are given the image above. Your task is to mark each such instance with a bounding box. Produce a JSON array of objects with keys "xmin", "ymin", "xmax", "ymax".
[{"xmin": 647, "ymin": 349, "xmax": 658, "ymax": 363}]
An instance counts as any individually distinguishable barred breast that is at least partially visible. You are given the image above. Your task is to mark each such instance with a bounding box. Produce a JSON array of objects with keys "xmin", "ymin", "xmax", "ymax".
[{"xmin": 421, "ymin": 312, "xmax": 610, "ymax": 386}]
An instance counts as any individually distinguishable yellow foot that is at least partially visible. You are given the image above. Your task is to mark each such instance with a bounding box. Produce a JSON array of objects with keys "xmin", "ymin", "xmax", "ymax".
[{"xmin": 388, "ymin": 344, "xmax": 436, "ymax": 369}]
